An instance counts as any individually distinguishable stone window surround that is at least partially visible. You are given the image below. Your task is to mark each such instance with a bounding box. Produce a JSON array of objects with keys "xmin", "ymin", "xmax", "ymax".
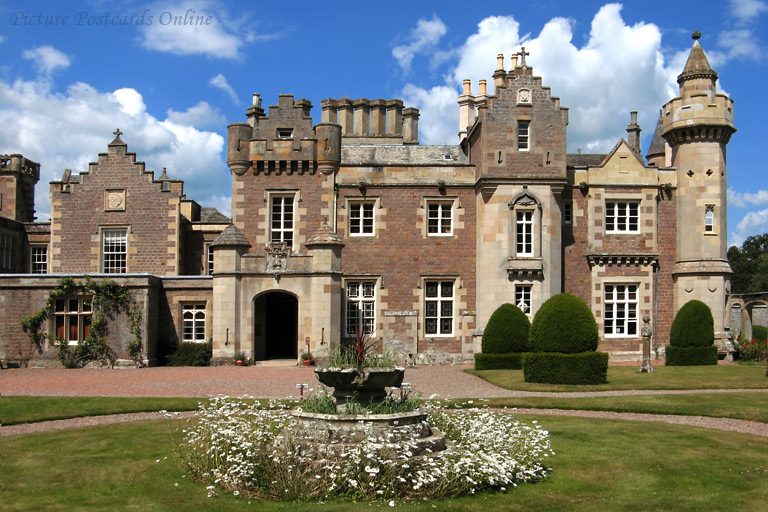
[
  {"xmin": 605, "ymin": 198, "xmax": 641, "ymax": 233},
  {"xmin": 603, "ymin": 283, "xmax": 640, "ymax": 338},
  {"xmin": 100, "ymin": 226, "xmax": 129, "ymax": 274},
  {"xmin": 421, "ymin": 276, "xmax": 458, "ymax": 338},
  {"xmin": 205, "ymin": 243, "xmax": 214, "ymax": 275},
  {"xmin": 181, "ymin": 302, "xmax": 207, "ymax": 343},
  {"xmin": 344, "ymin": 277, "xmax": 379, "ymax": 337},
  {"xmin": 509, "ymin": 191, "xmax": 542, "ymax": 260},
  {"xmin": 421, "ymin": 196, "xmax": 458, "ymax": 237},
  {"xmin": 346, "ymin": 197, "xmax": 377, "ymax": 237},
  {"xmin": 704, "ymin": 204, "xmax": 716, "ymax": 234},
  {"xmin": 268, "ymin": 192, "xmax": 296, "ymax": 248},
  {"xmin": 517, "ymin": 119, "xmax": 530, "ymax": 151}
]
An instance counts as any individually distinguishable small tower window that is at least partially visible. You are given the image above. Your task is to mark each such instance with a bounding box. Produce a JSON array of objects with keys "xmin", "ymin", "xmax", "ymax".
[
  {"xmin": 517, "ymin": 121, "xmax": 530, "ymax": 151},
  {"xmin": 276, "ymin": 128, "xmax": 293, "ymax": 138},
  {"xmin": 705, "ymin": 205, "xmax": 715, "ymax": 233}
]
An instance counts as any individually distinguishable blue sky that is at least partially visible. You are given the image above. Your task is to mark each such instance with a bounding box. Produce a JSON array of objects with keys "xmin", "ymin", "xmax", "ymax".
[{"xmin": 1, "ymin": 0, "xmax": 767, "ymax": 247}]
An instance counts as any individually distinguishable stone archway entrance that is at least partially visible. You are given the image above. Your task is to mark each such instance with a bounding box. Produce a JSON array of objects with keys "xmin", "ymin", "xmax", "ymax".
[{"xmin": 253, "ymin": 291, "xmax": 298, "ymax": 360}]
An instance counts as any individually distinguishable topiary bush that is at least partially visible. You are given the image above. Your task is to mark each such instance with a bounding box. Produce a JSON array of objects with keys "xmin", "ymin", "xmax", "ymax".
[
  {"xmin": 474, "ymin": 353, "xmax": 524, "ymax": 370},
  {"xmin": 167, "ymin": 341, "xmax": 212, "ymax": 366},
  {"xmin": 666, "ymin": 300, "xmax": 717, "ymax": 366},
  {"xmin": 522, "ymin": 352, "xmax": 608, "ymax": 385},
  {"xmin": 481, "ymin": 303, "xmax": 530, "ymax": 354},
  {"xmin": 669, "ymin": 300, "xmax": 715, "ymax": 348},
  {"xmin": 528, "ymin": 293, "xmax": 598, "ymax": 353}
]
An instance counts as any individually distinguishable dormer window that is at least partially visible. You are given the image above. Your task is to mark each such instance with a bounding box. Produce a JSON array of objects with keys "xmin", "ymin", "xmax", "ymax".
[{"xmin": 276, "ymin": 128, "xmax": 293, "ymax": 138}]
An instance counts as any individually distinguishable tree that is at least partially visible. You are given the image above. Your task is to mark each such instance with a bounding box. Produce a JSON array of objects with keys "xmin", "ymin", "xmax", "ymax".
[{"xmin": 728, "ymin": 233, "xmax": 768, "ymax": 294}]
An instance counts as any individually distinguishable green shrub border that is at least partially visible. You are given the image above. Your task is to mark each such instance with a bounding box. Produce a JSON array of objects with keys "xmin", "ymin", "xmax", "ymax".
[
  {"xmin": 474, "ymin": 353, "xmax": 524, "ymax": 370},
  {"xmin": 167, "ymin": 341, "xmax": 212, "ymax": 367},
  {"xmin": 665, "ymin": 345, "xmax": 718, "ymax": 366},
  {"xmin": 522, "ymin": 351, "xmax": 608, "ymax": 385}
]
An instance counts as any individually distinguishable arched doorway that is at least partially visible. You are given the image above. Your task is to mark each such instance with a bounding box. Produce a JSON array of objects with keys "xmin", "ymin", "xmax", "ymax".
[{"xmin": 253, "ymin": 291, "xmax": 298, "ymax": 360}]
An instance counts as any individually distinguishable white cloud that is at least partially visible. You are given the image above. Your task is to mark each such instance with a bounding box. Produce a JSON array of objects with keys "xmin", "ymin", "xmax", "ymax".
[
  {"xmin": 729, "ymin": 0, "xmax": 768, "ymax": 23},
  {"xmin": 0, "ymin": 36, "xmax": 6, "ymax": 44},
  {"xmin": 729, "ymin": 188, "xmax": 768, "ymax": 208},
  {"xmin": 392, "ymin": 14, "xmax": 448, "ymax": 74},
  {"xmin": 22, "ymin": 45, "xmax": 71, "ymax": 75},
  {"xmin": 209, "ymin": 73, "xmax": 239, "ymax": 105},
  {"xmin": 401, "ymin": 5, "xmax": 676, "ymax": 150},
  {"xmin": 0, "ymin": 75, "xmax": 227, "ymax": 221},
  {"xmin": 735, "ymin": 207, "xmax": 768, "ymax": 233},
  {"xmin": 139, "ymin": 0, "xmax": 254, "ymax": 59},
  {"xmin": 166, "ymin": 101, "xmax": 225, "ymax": 127}
]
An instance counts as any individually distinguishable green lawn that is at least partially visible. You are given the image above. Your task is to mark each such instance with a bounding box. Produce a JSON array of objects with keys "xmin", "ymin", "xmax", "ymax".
[
  {"xmin": 442, "ymin": 392, "xmax": 768, "ymax": 423},
  {"xmin": 0, "ymin": 396, "xmax": 204, "ymax": 426},
  {"xmin": 466, "ymin": 364, "xmax": 768, "ymax": 392},
  {"xmin": 1, "ymin": 416, "xmax": 766, "ymax": 511}
]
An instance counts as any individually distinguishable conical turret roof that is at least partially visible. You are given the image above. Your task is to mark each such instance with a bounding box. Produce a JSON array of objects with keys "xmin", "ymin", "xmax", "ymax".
[
  {"xmin": 677, "ymin": 32, "xmax": 718, "ymax": 85},
  {"xmin": 646, "ymin": 111, "xmax": 666, "ymax": 160}
]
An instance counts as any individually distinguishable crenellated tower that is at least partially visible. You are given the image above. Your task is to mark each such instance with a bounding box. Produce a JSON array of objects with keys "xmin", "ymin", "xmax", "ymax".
[{"xmin": 661, "ymin": 32, "xmax": 735, "ymax": 342}]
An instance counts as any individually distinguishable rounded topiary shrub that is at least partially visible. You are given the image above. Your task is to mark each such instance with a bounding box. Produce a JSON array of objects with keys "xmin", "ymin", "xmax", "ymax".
[
  {"xmin": 481, "ymin": 303, "xmax": 531, "ymax": 354},
  {"xmin": 529, "ymin": 293, "xmax": 598, "ymax": 353},
  {"xmin": 669, "ymin": 300, "xmax": 714, "ymax": 348}
]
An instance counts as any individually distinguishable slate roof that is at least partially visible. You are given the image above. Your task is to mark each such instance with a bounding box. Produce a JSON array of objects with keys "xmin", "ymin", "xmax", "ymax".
[
  {"xmin": 201, "ymin": 207, "xmax": 231, "ymax": 223},
  {"xmin": 566, "ymin": 153, "xmax": 607, "ymax": 168}
]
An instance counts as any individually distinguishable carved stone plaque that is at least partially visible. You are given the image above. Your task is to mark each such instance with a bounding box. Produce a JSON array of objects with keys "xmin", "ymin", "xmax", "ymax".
[
  {"xmin": 265, "ymin": 242, "xmax": 289, "ymax": 273},
  {"xmin": 517, "ymin": 88, "xmax": 531, "ymax": 105},
  {"xmin": 105, "ymin": 190, "xmax": 126, "ymax": 211}
]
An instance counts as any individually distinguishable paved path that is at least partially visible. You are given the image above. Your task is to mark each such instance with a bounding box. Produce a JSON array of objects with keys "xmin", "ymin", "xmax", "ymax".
[
  {"xmin": 3, "ymin": 364, "xmax": 767, "ymax": 399},
  {"xmin": 2, "ymin": 364, "xmax": 768, "ymax": 438}
]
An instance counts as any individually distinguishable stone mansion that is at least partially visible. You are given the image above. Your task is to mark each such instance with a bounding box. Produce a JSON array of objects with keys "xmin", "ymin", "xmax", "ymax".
[{"xmin": 0, "ymin": 35, "xmax": 735, "ymax": 366}]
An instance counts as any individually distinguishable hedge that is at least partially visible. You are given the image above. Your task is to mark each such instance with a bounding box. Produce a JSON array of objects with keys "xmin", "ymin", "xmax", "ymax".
[
  {"xmin": 753, "ymin": 325, "xmax": 767, "ymax": 341},
  {"xmin": 474, "ymin": 352, "xmax": 524, "ymax": 370},
  {"xmin": 481, "ymin": 303, "xmax": 530, "ymax": 354},
  {"xmin": 669, "ymin": 300, "xmax": 714, "ymax": 348},
  {"xmin": 167, "ymin": 341, "xmax": 212, "ymax": 366},
  {"xmin": 529, "ymin": 293, "xmax": 598, "ymax": 353},
  {"xmin": 665, "ymin": 345, "xmax": 718, "ymax": 366},
  {"xmin": 522, "ymin": 351, "xmax": 608, "ymax": 385}
]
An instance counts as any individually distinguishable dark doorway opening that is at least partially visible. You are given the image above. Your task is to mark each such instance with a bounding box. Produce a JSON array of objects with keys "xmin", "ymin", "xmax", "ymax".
[{"xmin": 254, "ymin": 291, "xmax": 298, "ymax": 360}]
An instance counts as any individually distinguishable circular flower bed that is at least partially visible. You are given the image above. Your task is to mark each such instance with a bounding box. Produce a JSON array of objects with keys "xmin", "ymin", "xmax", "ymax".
[{"xmin": 175, "ymin": 397, "xmax": 554, "ymax": 502}]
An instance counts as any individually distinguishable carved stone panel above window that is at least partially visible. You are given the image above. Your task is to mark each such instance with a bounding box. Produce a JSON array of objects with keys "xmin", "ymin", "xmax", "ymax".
[{"xmin": 105, "ymin": 189, "xmax": 126, "ymax": 211}]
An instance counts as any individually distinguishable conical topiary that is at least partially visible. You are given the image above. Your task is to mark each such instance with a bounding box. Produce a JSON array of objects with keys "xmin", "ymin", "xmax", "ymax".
[{"xmin": 669, "ymin": 300, "xmax": 714, "ymax": 348}]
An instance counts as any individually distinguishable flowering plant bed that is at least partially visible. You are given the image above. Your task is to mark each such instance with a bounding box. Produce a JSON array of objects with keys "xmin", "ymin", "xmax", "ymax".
[{"xmin": 175, "ymin": 396, "xmax": 554, "ymax": 502}]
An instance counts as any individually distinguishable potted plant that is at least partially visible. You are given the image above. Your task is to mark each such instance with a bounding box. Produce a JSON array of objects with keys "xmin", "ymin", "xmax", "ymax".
[
  {"xmin": 300, "ymin": 351, "xmax": 315, "ymax": 366},
  {"xmin": 314, "ymin": 329, "xmax": 403, "ymax": 410},
  {"xmin": 234, "ymin": 352, "xmax": 246, "ymax": 366}
]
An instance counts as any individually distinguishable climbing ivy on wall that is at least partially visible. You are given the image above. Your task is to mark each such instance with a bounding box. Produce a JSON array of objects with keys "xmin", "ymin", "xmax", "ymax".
[{"xmin": 21, "ymin": 276, "xmax": 143, "ymax": 368}]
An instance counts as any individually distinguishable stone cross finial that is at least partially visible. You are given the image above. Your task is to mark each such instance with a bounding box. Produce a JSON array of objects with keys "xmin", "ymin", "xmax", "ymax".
[
  {"xmin": 692, "ymin": 31, "xmax": 701, "ymax": 40},
  {"xmin": 518, "ymin": 46, "xmax": 530, "ymax": 67},
  {"xmin": 113, "ymin": 128, "xmax": 123, "ymax": 138}
]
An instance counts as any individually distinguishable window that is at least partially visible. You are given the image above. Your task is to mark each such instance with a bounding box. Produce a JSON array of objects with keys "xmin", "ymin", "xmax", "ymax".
[
  {"xmin": 182, "ymin": 304, "xmax": 207, "ymax": 342},
  {"xmin": 427, "ymin": 202, "xmax": 452, "ymax": 236},
  {"xmin": 515, "ymin": 284, "xmax": 532, "ymax": 314},
  {"xmin": 425, "ymin": 280, "xmax": 454, "ymax": 336},
  {"xmin": 517, "ymin": 121, "xmax": 530, "ymax": 151},
  {"xmin": 705, "ymin": 205, "xmax": 715, "ymax": 233},
  {"xmin": 30, "ymin": 245, "xmax": 48, "ymax": 274},
  {"xmin": 345, "ymin": 281, "xmax": 376, "ymax": 335},
  {"xmin": 349, "ymin": 202, "xmax": 374, "ymax": 236},
  {"xmin": 206, "ymin": 245, "xmax": 214, "ymax": 275},
  {"xmin": 563, "ymin": 201, "xmax": 572, "ymax": 225},
  {"xmin": 276, "ymin": 128, "xmax": 293, "ymax": 138},
  {"xmin": 102, "ymin": 228, "xmax": 127, "ymax": 273},
  {"xmin": 605, "ymin": 202, "xmax": 639, "ymax": 233},
  {"xmin": 270, "ymin": 195, "xmax": 294, "ymax": 247},
  {"xmin": 53, "ymin": 297, "xmax": 92, "ymax": 345},
  {"xmin": 604, "ymin": 285, "xmax": 638, "ymax": 337},
  {"xmin": 516, "ymin": 210, "xmax": 534, "ymax": 257},
  {"xmin": 0, "ymin": 234, "xmax": 13, "ymax": 271}
]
